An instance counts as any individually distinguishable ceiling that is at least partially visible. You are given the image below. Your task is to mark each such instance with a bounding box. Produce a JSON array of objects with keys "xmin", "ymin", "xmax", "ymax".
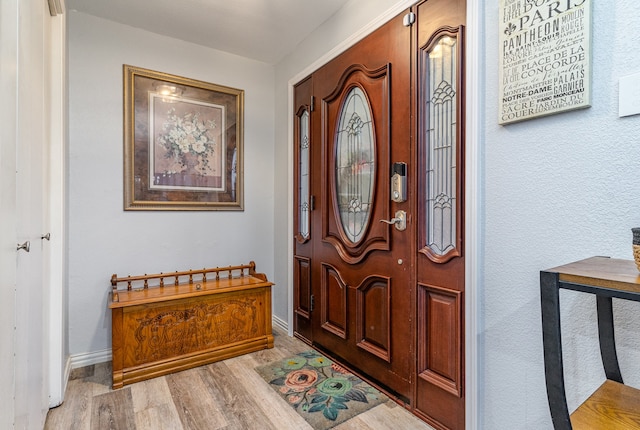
[{"xmin": 67, "ymin": 0, "xmax": 351, "ymax": 64}]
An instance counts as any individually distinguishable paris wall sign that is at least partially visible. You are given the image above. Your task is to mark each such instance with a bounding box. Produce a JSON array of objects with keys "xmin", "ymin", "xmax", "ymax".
[{"xmin": 498, "ymin": 0, "xmax": 592, "ymax": 125}]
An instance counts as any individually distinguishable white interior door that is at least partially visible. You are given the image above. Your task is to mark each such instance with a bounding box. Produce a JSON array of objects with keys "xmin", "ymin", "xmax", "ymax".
[
  {"xmin": 2, "ymin": 0, "xmax": 55, "ymax": 428},
  {"xmin": 0, "ymin": 0, "xmax": 20, "ymax": 427}
]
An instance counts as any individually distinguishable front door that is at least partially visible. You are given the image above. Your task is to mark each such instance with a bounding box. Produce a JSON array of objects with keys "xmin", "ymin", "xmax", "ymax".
[
  {"xmin": 293, "ymin": 2, "xmax": 466, "ymax": 428},
  {"xmin": 310, "ymin": 11, "xmax": 414, "ymax": 400}
]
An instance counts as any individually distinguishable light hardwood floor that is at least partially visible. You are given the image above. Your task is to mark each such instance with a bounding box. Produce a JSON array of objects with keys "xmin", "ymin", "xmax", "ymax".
[{"xmin": 45, "ymin": 328, "xmax": 434, "ymax": 430}]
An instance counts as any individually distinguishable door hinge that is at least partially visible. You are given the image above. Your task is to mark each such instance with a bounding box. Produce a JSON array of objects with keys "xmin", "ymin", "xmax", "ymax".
[
  {"xmin": 310, "ymin": 195, "xmax": 315, "ymax": 211},
  {"xmin": 310, "ymin": 95, "xmax": 315, "ymax": 112},
  {"xmin": 310, "ymin": 294, "xmax": 315, "ymax": 312},
  {"xmin": 403, "ymin": 12, "xmax": 416, "ymax": 27}
]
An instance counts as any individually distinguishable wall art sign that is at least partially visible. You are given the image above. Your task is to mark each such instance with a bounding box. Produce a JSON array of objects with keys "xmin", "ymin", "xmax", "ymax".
[
  {"xmin": 123, "ymin": 65, "xmax": 244, "ymax": 210},
  {"xmin": 498, "ymin": 0, "xmax": 591, "ymax": 124}
]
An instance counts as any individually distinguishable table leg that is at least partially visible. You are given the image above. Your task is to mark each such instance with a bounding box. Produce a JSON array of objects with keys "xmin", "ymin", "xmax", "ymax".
[
  {"xmin": 596, "ymin": 295, "xmax": 623, "ymax": 383},
  {"xmin": 540, "ymin": 271, "xmax": 572, "ymax": 430}
]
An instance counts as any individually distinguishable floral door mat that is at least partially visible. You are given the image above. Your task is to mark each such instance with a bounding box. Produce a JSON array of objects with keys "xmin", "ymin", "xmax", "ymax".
[{"xmin": 256, "ymin": 350, "xmax": 388, "ymax": 429}]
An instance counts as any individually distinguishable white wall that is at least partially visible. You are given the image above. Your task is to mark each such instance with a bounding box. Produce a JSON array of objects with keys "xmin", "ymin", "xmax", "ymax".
[
  {"xmin": 481, "ymin": 0, "xmax": 640, "ymax": 428},
  {"xmin": 68, "ymin": 12, "xmax": 276, "ymax": 356}
]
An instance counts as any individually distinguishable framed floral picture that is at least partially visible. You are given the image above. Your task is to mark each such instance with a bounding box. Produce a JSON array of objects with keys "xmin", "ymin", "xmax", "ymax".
[{"xmin": 123, "ymin": 65, "xmax": 244, "ymax": 210}]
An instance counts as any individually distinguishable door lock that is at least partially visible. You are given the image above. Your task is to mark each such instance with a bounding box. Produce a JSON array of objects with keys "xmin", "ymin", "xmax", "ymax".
[
  {"xmin": 380, "ymin": 210, "xmax": 407, "ymax": 231},
  {"xmin": 391, "ymin": 162, "xmax": 407, "ymax": 203}
]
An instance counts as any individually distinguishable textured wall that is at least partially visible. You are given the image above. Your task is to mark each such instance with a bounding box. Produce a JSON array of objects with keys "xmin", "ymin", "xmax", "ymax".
[
  {"xmin": 481, "ymin": 0, "xmax": 640, "ymax": 427},
  {"xmin": 68, "ymin": 12, "xmax": 275, "ymax": 355}
]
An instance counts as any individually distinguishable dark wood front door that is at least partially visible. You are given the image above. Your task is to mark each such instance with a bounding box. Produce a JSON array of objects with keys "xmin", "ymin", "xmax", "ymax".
[
  {"xmin": 293, "ymin": 2, "xmax": 466, "ymax": 428},
  {"xmin": 310, "ymin": 11, "xmax": 414, "ymax": 401}
]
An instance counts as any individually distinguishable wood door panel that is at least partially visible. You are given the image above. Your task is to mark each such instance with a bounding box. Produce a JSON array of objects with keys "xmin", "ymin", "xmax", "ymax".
[
  {"xmin": 356, "ymin": 276, "xmax": 391, "ymax": 362},
  {"xmin": 293, "ymin": 256, "xmax": 312, "ymax": 342},
  {"xmin": 293, "ymin": 256, "xmax": 311, "ymax": 319},
  {"xmin": 417, "ymin": 283, "xmax": 462, "ymax": 397},
  {"xmin": 320, "ymin": 263, "xmax": 348, "ymax": 339}
]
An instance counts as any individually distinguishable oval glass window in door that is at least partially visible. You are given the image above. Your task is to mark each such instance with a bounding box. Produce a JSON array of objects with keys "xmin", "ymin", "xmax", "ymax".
[{"xmin": 335, "ymin": 86, "xmax": 375, "ymax": 244}]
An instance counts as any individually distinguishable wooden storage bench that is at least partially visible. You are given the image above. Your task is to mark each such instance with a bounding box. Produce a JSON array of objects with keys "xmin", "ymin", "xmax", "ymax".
[{"xmin": 108, "ymin": 262, "xmax": 273, "ymax": 389}]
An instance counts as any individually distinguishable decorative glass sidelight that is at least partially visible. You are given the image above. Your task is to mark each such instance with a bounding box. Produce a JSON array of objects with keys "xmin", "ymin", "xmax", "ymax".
[
  {"xmin": 298, "ymin": 110, "xmax": 310, "ymax": 239},
  {"xmin": 425, "ymin": 35, "xmax": 458, "ymax": 257},
  {"xmin": 335, "ymin": 87, "xmax": 375, "ymax": 244}
]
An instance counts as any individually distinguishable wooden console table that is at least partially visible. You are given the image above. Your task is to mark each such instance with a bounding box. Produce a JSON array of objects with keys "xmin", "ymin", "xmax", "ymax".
[
  {"xmin": 109, "ymin": 262, "xmax": 273, "ymax": 389},
  {"xmin": 541, "ymin": 256, "xmax": 640, "ymax": 429}
]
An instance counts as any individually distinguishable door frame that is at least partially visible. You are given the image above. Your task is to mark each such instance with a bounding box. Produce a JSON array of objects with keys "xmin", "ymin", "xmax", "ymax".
[
  {"xmin": 286, "ymin": 1, "xmax": 481, "ymax": 428},
  {"xmin": 47, "ymin": 7, "xmax": 69, "ymax": 408}
]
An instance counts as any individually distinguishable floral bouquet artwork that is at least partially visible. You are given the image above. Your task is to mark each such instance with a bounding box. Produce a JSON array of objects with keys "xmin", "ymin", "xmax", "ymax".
[
  {"xmin": 158, "ymin": 108, "xmax": 216, "ymax": 173},
  {"xmin": 256, "ymin": 350, "xmax": 388, "ymax": 428},
  {"xmin": 151, "ymin": 98, "xmax": 224, "ymax": 190}
]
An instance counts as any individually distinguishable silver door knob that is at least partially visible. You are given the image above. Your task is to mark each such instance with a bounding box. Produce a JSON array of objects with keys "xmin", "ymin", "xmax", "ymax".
[
  {"xmin": 17, "ymin": 241, "xmax": 30, "ymax": 252},
  {"xmin": 380, "ymin": 210, "xmax": 406, "ymax": 231}
]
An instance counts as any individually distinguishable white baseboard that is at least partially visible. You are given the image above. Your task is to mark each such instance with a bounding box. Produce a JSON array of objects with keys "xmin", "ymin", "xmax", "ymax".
[
  {"xmin": 70, "ymin": 348, "xmax": 112, "ymax": 369},
  {"xmin": 272, "ymin": 315, "xmax": 288, "ymax": 332}
]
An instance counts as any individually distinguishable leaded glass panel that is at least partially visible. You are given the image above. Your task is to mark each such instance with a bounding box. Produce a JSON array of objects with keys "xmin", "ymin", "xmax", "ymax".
[
  {"xmin": 425, "ymin": 36, "xmax": 457, "ymax": 256},
  {"xmin": 299, "ymin": 110, "xmax": 310, "ymax": 239},
  {"xmin": 335, "ymin": 87, "xmax": 375, "ymax": 244}
]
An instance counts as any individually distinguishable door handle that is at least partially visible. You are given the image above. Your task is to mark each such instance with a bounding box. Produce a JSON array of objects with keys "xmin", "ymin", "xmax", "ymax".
[
  {"xmin": 380, "ymin": 210, "xmax": 406, "ymax": 231},
  {"xmin": 17, "ymin": 241, "xmax": 30, "ymax": 252}
]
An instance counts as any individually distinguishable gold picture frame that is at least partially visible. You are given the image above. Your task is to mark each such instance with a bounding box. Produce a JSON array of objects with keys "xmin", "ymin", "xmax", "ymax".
[{"xmin": 123, "ymin": 65, "xmax": 244, "ymax": 210}]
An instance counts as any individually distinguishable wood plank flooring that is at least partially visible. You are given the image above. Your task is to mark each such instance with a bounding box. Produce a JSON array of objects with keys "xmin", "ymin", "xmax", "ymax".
[{"xmin": 45, "ymin": 328, "xmax": 434, "ymax": 430}]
